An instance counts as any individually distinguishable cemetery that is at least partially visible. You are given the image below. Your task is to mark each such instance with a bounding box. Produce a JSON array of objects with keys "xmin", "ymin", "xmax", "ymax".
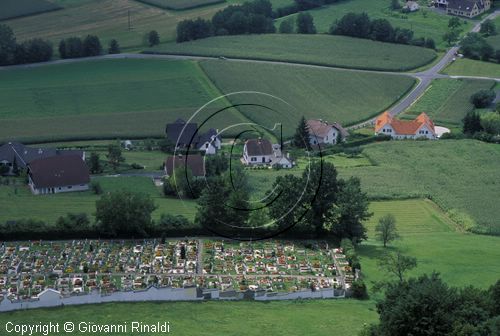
[{"xmin": 0, "ymin": 239, "xmax": 353, "ymax": 311}]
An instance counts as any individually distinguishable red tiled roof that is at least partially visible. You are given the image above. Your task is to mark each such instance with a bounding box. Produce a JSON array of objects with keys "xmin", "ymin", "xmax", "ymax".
[
  {"xmin": 307, "ymin": 119, "xmax": 348, "ymax": 138},
  {"xmin": 165, "ymin": 154, "xmax": 205, "ymax": 177},
  {"xmin": 375, "ymin": 112, "xmax": 435, "ymax": 135}
]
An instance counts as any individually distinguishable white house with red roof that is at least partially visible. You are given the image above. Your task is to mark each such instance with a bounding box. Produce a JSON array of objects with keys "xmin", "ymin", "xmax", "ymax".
[{"xmin": 375, "ymin": 112, "xmax": 437, "ymax": 140}]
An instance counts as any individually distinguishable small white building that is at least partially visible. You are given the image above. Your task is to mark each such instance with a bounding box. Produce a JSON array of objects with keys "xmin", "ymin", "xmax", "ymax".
[
  {"xmin": 306, "ymin": 120, "xmax": 348, "ymax": 146},
  {"xmin": 195, "ymin": 129, "xmax": 221, "ymax": 155},
  {"xmin": 270, "ymin": 144, "xmax": 294, "ymax": 169},
  {"xmin": 375, "ymin": 111, "xmax": 437, "ymax": 140},
  {"xmin": 242, "ymin": 139, "xmax": 273, "ymax": 165},
  {"xmin": 404, "ymin": 0, "xmax": 420, "ymax": 11}
]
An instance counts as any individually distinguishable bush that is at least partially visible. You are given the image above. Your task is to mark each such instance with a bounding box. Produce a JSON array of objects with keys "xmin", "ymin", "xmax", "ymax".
[
  {"xmin": 90, "ymin": 181, "xmax": 103, "ymax": 195},
  {"xmin": 470, "ymin": 89, "xmax": 496, "ymax": 108},
  {"xmin": 351, "ymin": 279, "xmax": 369, "ymax": 299},
  {"xmin": 130, "ymin": 163, "xmax": 144, "ymax": 169}
]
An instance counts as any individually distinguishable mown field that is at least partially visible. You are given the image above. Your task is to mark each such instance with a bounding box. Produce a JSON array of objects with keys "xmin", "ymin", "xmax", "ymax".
[
  {"xmin": 275, "ymin": 0, "xmax": 472, "ymax": 50},
  {"xmin": 0, "ymin": 0, "xmax": 61, "ymax": 20},
  {"xmin": 485, "ymin": 16, "xmax": 500, "ymax": 50},
  {"xmin": 338, "ymin": 140, "xmax": 500, "ymax": 234},
  {"xmin": 135, "ymin": 0, "xmax": 225, "ymax": 10},
  {"xmin": 442, "ymin": 58, "xmax": 500, "ymax": 78},
  {"xmin": 0, "ymin": 176, "xmax": 197, "ymax": 224},
  {"xmin": 1, "ymin": 0, "xmax": 228, "ymax": 49},
  {"xmin": 200, "ymin": 60, "xmax": 416, "ymax": 137},
  {"xmin": 149, "ymin": 34, "xmax": 437, "ymax": 71},
  {"xmin": 403, "ymin": 78, "xmax": 495, "ymax": 125},
  {"xmin": 0, "ymin": 59, "xmax": 249, "ymax": 142}
]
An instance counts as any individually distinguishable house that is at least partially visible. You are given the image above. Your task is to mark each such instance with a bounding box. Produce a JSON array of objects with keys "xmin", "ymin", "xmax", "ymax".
[
  {"xmin": 306, "ymin": 120, "xmax": 348, "ymax": 146},
  {"xmin": 164, "ymin": 154, "xmax": 205, "ymax": 177},
  {"xmin": 446, "ymin": 0, "xmax": 491, "ymax": 17},
  {"xmin": 242, "ymin": 139, "xmax": 273, "ymax": 165},
  {"xmin": 0, "ymin": 142, "xmax": 85, "ymax": 175},
  {"xmin": 434, "ymin": 0, "xmax": 449, "ymax": 7},
  {"xmin": 165, "ymin": 119, "xmax": 221, "ymax": 154},
  {"xmin": 374, "ymin": 111, "xmax": 436, "ymax": 139},
  {"xmin": 404, "ymin": 0, "xmax": 420, "ymax": 11},
  {"xmin": 28, "ymin": 155, "xmax": 90, "ymax": 195},
  {"xmin": 270, "ymin": 144, "xmax": 294, "ymax": 169}
]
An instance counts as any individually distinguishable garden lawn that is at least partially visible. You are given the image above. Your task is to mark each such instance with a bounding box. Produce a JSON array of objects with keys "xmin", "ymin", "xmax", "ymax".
[
  {"xmin": 200, "ymin": 60, "xmax": 416, "ymax": 137},
  {"xmin": 0, "ymin": 300, "xmax": 377, "ymax": 336},
  {"xmin": 274, "ymin": 0, "xmax": 471, "ymax": 50},
  {"xmin": 148, "ymin": 34, "xmax": 437, "ymax": 71},
  {"xmin": 0, "ymin": 176, "xmax": 197, "ymax": 223},
  {"xmin": 359, "ymin": 199, "xmax": 500, "ymax": 289},
  {"xmin": 403, "ymin": 78, "xmax": 495, "ymax": 125},
  {"xmin": 134, "ymin": 0, "xmax": 225, "ymax": 10},
  {"xmin": 0, "ymin": 0, "xmax": 61, "ymax": 20},
  {"xmin": 0, "ymin": 59, "xmax": 249, "ymax": 142},
  {"xmin": 442, "ymin": 58, "xmax": 500, "ymax": 78},
  {"xmin": 338, "ymin": 140, "xmax": 500, "ymax": 234}
]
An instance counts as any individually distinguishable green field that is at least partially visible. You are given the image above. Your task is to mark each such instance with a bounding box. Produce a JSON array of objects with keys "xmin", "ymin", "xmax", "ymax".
[
  {"xmin": 442, "ymin": 58, "xmax": 500, "ymax": 78},
  {"xmin": 485, "ymin": 16, "xmax": 500, "ymax": 50},
  {"xmin": 149, "ymin": 34, "xmax": 437, "ymax": 71},
  {"xmin": 0, "ymin": 0, "xmax": 61, "ymax": 20},
  {"xmin": 338, "ymin": 140, "xmax": 500, "ymax": 234},
  {"xmin": 0, "ymin": 59, "xmax": 249, "ymax": 142},
  {"xmin": 0, "ymin": 176, "xmax": 197, "ymax": 223},
  {"xmin": 403, "ymin": 78, "xmax": 495, "ymax": 125},
  {"xmin": 135, "ymin": 0, "xmax": 225, "ymax": 10},
  {"xmin": 200, "ymin": 60, "xmax": 416, "ymax": 137},
  {"xmin": 275, "ymin": 0, "xmax": 472, "ymax": 50}
]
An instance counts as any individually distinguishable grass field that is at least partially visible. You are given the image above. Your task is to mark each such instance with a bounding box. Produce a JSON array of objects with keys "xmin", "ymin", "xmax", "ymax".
[
  {"xmin": 0, "ymin": 59, "xmax": 249, "ymax": 143},
  {"xmin": 442, "ymin": 58, "xmax": 500, "ymax": 78},
  {"xmin": 149, "ymin": 34, "xmax": 437, "ymax": 71},
  {"xmin": 0, "ymin": 176, "xmax": 198, "ymax": 223},
  {"xmin": 338, "ymin": 140, "xmax": 500, "ymax": 234},
  {"xmin": 200, "ymin": 60, "xmax": 416, "ymax": 137},
  {"xmin": 0, "ymin": 0, "xmax": 61, "ymax": 20},
  {"xmin": 135, "ymin": 0, "xmax": 225, "ymax": 10},
  {"xmin": 275, "ymin": 0, "xmax": 471, "ymax": 50},
  {"xmin": 403, "ymin": 78, "xmax": 495, "ymax": 125},
  {"xmin": 2, "ymin": 0, "xmax": 228, "ymax": 49}
]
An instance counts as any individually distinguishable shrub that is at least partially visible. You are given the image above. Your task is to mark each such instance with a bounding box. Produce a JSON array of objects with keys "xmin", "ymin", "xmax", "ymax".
[
  {"xmin": 90, "ymin": 181, "xmax": 103, "ymax": 195},
  {"xmin": 470, "ymin": 89, "xmax": 495, "ymax": 108},
  {"xmin": 351, "ymin": 279, "xmax": 369, "ymax": 299}
]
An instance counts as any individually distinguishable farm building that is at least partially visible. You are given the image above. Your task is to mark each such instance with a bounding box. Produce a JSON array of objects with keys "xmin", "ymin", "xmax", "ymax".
[
  {"xmin": 165, "ymin": 119, "xmax": 221, "ymax": 154},
  {"xmin": 242, "ymin": 139, "xmax": 274, "ymax": 166},
  {"xmin": 270, "ymin": 144, "xmax": 294, "ymax": 169},
  {"xmin": 437, "ymin": 0, "xmax": 492, "ymax": 17},
  {"xmin": 307, "ymin": 120, "xmax": 348, "ymax": 146},
  {"xmin": 404, "ymin": 1, "xmax": 420, "ymax": 11},
  {"xmin": 375, "ymin": 112, "xmax": 436, "ymax": 139},
  {"xmin": 28, "ymin": 155, "xmax": 90, "ymax": 195},
  {"xmin": 164, "ymin": 154, "xmax": 205, "ymax": 177},
  {"xmin": 0, "ymin": 142, "xmax": 84, "ymax": 175}
]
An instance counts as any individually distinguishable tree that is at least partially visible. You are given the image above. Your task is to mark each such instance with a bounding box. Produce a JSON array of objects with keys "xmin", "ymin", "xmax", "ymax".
[
  {"xmin": 14, "ymin": 38, "xmax": 53, "ymax": 64},
  {"xmin": 59, "ymin": 37, "xmax": 83, "ymax": 59},
  {"xmin": 443, "ymin": 29, "xmax": 460, "ymax": 46},
  {"xmin": 147, "ymin": 30, "xmax": 160, "ymax": 47},
  {"xmin": 391, "ymin": 0, "xmax": 401, "ymax": 10},
  {"xmin": 394, "ymin": 28, "xmax": 413, "ymax": 44},
  {"xmin": 227, "ymin": 11, "xmax": 249, "ymax": 34},
  {"xmin": 378, "ymin": 251, "xmax": 417, "ymax": 283},
  {"xmin": 266, "ymin": 174, "xmax": 306, "ymax": 231},
  {"xmin": 95, "ymin": 191, "xmax": 157, "ymax": 237},
  {"xmin": 0, "ymin": 24, "xmax": 17, "ymax": 65},
  {"xmin": 108, "ymin": 39, "xmax": 120, "ymax": 54},
  {"xmin": 480, "ymin": 43, "xmax": 494, "ymax": 61},
  {"xmin": 106, "ymin": 144, "xmax": 124, "ymax": 171},
  {"xmin": 296, "ymin": 12, "xmax": 316, "ymax": 34},
  {"xmin": 331, "ymin": 12, "xmax": 371, "ymax": 38},
  {"xmin": 88, "ymin": 152, "xmax": 102, "ymax": 174},
  {"xmin": 463, "ymin": 111, "xmax": 483, "ymax": 135},
  {"xmin": 375, "ymin": 214, "xmax": 399, "ymax": 247},
  {"xmin": 470, "ymin": 89, "xmax": 495, "ymax": 108},
  {"xmin": 279, "ymin": 18, "xmax": 294, "ymax": 33},
  {"xmin": 295, "ymin": 0, "xmax": 323, "ymax": 11},
  {"xmin": 448, "ymin": 16, "xmax": 462, "ymax": 31},
  {"xmin": 425, "ymin": 37, "xmax": 436, "ymax": 49},
  {"xmin": 481, "ymin": 112, "xmax": 500, "ymax": 135},
  {"xmin": 370, "ymin": 19, "xmax": 395, "ymax": 42},
  {"xmin": 195, "ymin": 176, "xmax": 230, "ymax": 232},
  {"xmin": 351, "ymin": 279, "xmax": 369, "ymax": 299},
  {"xmin": 293, "ymin": 116, "xmax": 310, "ymax": 149},
  {"xmin": 82, "ymin": 35, "xmax": 102, "ymax": 56},
  {"xmin": 496, "ymin": 49, "xmax": 500, "ymax": 63},
  {"xmin": 480, "ymin": 19, "xmax": 497, "ymax": 36}
]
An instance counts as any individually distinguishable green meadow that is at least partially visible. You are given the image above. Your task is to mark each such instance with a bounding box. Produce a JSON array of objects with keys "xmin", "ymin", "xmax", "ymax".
[
  {"xmin": 0, "ymin": 59, "xmax": 248, "ymax": 142},
  {"xmin": 200, "ymin": 60, "xmax": 416, "ymax": 137},
  {"xmin": 135, "ymin": 0, "xmax": 225, "ymax": 10},
  {"xmin": 0, "ymin": 0, "xmax": 61, "ymax": 20},
  {"xmin": 403, "ymin": 78, "xmax": 495, "ymax": 125},
  {"xmin": 442, "ymin": 58, "xmax": 500, "ymax": 78},
  {"xmin": 149, "ymin": 34, "xmax": 437, "ymax": 71}
]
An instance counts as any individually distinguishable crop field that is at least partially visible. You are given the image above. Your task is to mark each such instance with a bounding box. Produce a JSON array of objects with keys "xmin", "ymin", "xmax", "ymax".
[
  {"xmin": 442, "ymin": 58, "xmax": 500, "ymax": 78},
  {"xmin": 275, "ymin": 0, "xmax": 471, "ymax": 50},
  {"xmin": 0, "ymin": 176, "xmax": 198, "ymax": 224},
  {"xmin": 403, "ymin": 78, "xmax": 495, "ymax": 125},
  {"xmin": 0, "ymin": 0, "xmax": 61, "ymax": 20},
  {"xmin": 135, "ymin": 0, "xmax": 225, "ymax": 10},
  {"xmin": 200, "ymin": 60, "xmax": 416, "ymax": 137},
  {"xmin": 338, "ymin": 140, "xmax": 500, "ymax": 234},
  {"xmin": 2, "ymin": 0, "xmax": 227, "ymax": 49},
  {"xmin": 149, "ymin": 34, "xmax": 437, "ymax": 71},
  {"xmin": 0, "ymin": 59, "xmax": 249, "ymax": 143}
]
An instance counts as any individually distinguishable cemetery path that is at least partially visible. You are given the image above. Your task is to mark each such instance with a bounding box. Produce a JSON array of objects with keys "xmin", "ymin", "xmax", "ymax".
[{"xmin": 197, "ymin": 239, "xmax": 204, "ymax": 275}]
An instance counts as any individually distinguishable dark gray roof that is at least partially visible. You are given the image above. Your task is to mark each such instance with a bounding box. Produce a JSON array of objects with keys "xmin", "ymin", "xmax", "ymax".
[
  {"xmin": 194, "ymin": 128, "xmax": 220, "ymax": 148},
  {"xmin": 29, "ymin": 155, "xmax": 90, "ymax": 188},
  {"xmin": 0, "ymin": 142, "xmax": 84, "ymax": 168},
  {"xmin": 166, "ymin": 119, "xmax": 198, "ymax": 147},
  {"xmin": 165, "ymin": 154, "xmax": 205, "ymax": 177},
  {"xmin": 245, "ymin": 139, "xmax": 273, "ymax": 156},
  {"xmin": 447, "ymin": 0, "xmax": 484, "ymax": 11}
]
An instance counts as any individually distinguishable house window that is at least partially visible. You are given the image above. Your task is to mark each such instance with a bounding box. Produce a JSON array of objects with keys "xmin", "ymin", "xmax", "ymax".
[
  {"xmin": 205, "ymin": 143, "xmax": 209, "ymax": 148},
  {"xmin": 262, "ymin": 157, "xmax": 265, "ymax": 163},
  {"xmin": 251, "ymin": 157, "xmax": 256, "ymax": 162},
  {"xmin": 68, "ymin": 186, "xmax": 72, "ymax": 189}
]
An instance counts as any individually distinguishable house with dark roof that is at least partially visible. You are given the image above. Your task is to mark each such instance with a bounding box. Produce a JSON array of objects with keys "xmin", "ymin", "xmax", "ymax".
[
  {"xmin": 375, "ymin": 112, "xmax": 436, "ymax": 140},
  {"xmin": 242, "ymin": 139, "xmax": 274, "ymax": 165},
  {"xmin": 445, "ymin": 0, "xmax": 491, "ymax": 17},
  {"xmin": 28, "ymin": 155, "xmax": 90, "ymax": 195},
  {"xmin": 164, "ymin": 154, "xmax": 205, "ymax": 177},
  {"xmin": 0, "ymin": 142, "xmax": 85, "ymax": 175},
  {"xmin": 306, "ymin": 120, "xmax": 348, "ymax": 146},
  {"xmin": 165, "ymin": 119, "xmax": 221, "ymax": 154}
]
